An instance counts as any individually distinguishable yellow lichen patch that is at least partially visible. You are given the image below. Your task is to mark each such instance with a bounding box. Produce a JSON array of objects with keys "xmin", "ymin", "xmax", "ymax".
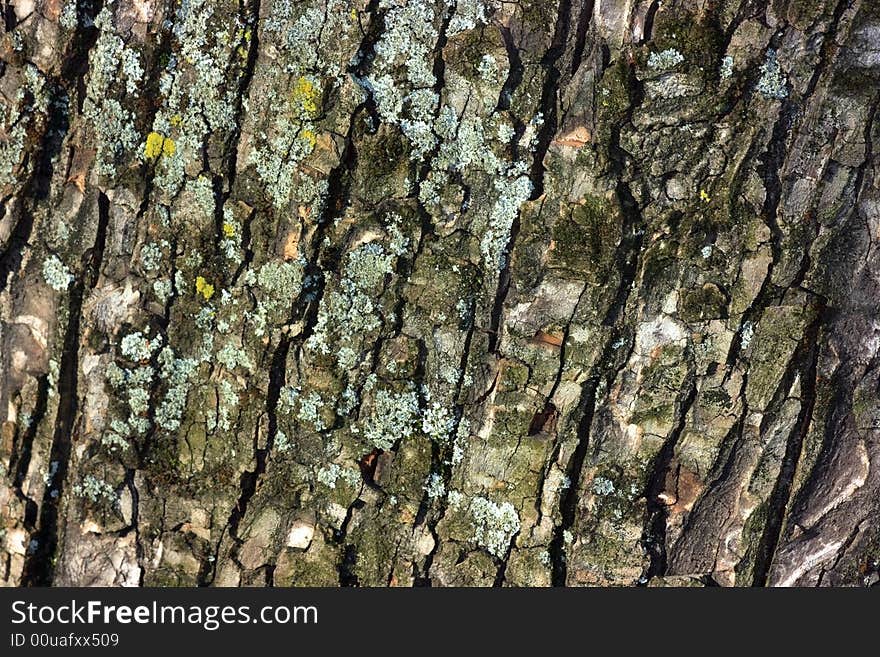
[
  {"xmin": 699, "ymin": 188, "xmax": 711, "ymax": 203},
  {"xmin": 291, "ymin": 76, "xmax": 320, "ymax": 117},
  {"xmin": 169, "ymin": 114, "xmax": 183, "ymax": 127},
  {"xmin": 300, "ymin": 129, "xmax": 317, "ymax": 149},
  {"xmin": 145, "ymin": 132, "xmax": 165, "ymax": 159},
  {"xmin": 195, "ymin": 276, "xmax": 215, "ymax": 300},
  {"xmin": 222, "ymin": 222, "xmax": 236, "ymax": 238},
  {"xmin": 145, "ymin": 132, "xmax": 176, "ymax": 160}
]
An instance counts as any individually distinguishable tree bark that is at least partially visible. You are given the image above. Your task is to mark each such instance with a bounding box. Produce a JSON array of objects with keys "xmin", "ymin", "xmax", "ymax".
[{"xmin": 1, "ymin": 0, "xmax": 879, "ymax": 587}]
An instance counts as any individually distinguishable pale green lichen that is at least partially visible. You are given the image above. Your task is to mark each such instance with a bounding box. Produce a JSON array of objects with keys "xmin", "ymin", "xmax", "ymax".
[
  {"xmin": 296, "ymin": 391, "xmax": 326, "ymax": 431},
  {"xmin": 73, "ymin": 474, "xmax": 117, "ymax": 504},
  {"xmin": 153, "ymin": 279, "xmax": 172, "ymax": 303},
  {"xmin": 447, "ymin": 0, "xmax": 487, "ymax": 36},
  {"xmin": 105, "ymin": 360, "xmax": 153, "ymax": 437},
  {"xmin": 307, "ymin": 239, "xmax": 401, "ymax": 363},
  {"xmin": 361, "ymin": 0, "xmax": 441, "ymax": 159},
  {"xmin": 59, "ymin": 1, "xmax": 78, "ymax": 29},
  {"xmin": 720, "ymin": 55, "xmax": 734, "ymax": 80},
  {"xmin": 216, "ymin": 342, "xmax": 253, "ymax": 372},
  {"xmin": 447, "ymin": 490, "xmax": 464, "ymax": 509},
  {"xmin": 647, "ymin": 48, "xmax": 685, "ymax": 71},
  {"xmin": 592, "ymin": 476, "xmax": 616, "ymax": 496},
  {"xmin": 81, "ymin": 5, "xmax": 143, "ymax": 177},
  {"xmin": 357, "ymin": 387, "xmax": 419, "ymax": 450},
  {"xmin": 316, "ymin": 463, "xmax": 361, "ymax": 489},
  {"xmin": 154, "ymin": 347, "xmax": 197, "ymax": 432},
  {"xmin": 212, "ymin": 379, "xmax": 239, "ymax": 432},
  {"xmin": 757, "ymin": 49, "xmax": 788, "ymax": 99},
  {"xmin": 477, "ymin": 53, "xmax": 498, "ymax": 82},
  {"xmin": 423, "ymin": 472, "xmax": 446, "ymax": 499},
  {"xmin": 480, "ymin": 175, "xmax": 533, "ymax": 271},
  {"xmin": 1, "ymin": 65, "xmax": 50, "ymax": 187},
  {"xmin": 150, "ymin": 0, "xmax": 244, "ymax": 196},
  {"xmin": 421, "ymin": 401, "xmax": 453, "ymax": 444},
  {"xmin": 139, "ymin": 242, "xmax": 164, "ymax": 271},
  {"xmin": 100, "ymin": 430, "xmax": 129, "ymax": 453},
  {"xmin": 120, "ymin": 331, "xmax": 160, "ymax": 362},
  {"xmin": 469, "ymin": 496, "xmax": 521, "ymax": 558},
  {"xmin": 42, "ymin": 255, "xmax": 73, "ymax": 291},
  {"xmin": 256, "ymin": 259, "xmax": 304, "ymax": 313},
  {"xmin": 274, "ymin": 430, "xmax": 293, "ymax": 453}
]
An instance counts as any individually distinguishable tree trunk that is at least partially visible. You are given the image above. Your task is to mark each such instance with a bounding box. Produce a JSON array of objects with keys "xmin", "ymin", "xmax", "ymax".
[{"xmin": 1, "ymin": 0, "xmax": 878, "ymax": 587}]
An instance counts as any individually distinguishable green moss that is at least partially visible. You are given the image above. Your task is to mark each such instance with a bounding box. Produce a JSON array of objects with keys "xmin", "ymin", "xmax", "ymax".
[
  {"xmin": 650, "ymin": 11, "xmax": 724, "ymax": 75},
  {"xmin": 679, "ymin": 283, "xmax": 728, "ymax": 322},
  {"xmin": 786, "ymin": 0, "xmax": 831, "ymax": 30},
  {"xmin": 490, "ymin": 407, "xmax": 535, "ymax": 441},
  {"xmin": 745, "ymin": 307, "xmax": 805, "ymax": 409},
  {"xmin": 274, "ymin": 532, "xmax": 340, "ymax": 586},
  {"xmin": 550, "ymin": 195, "xmax": 619, "ymax": 282},
  {"xmin": 596, "ymin": 59, "xmax": 632, "ymax": 125},
  {"xmin": 630, "ymin": 345, "xmax": 689, "ymax": 435},
  {"xmin": 734, "ymin": 499, "xmax": 770, "ymax": 583}
]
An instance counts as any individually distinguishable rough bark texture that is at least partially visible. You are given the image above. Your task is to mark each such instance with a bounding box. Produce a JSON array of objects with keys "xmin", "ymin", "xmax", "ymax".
[{"xmin": 1, "ymin": 0, "xmax": 879, "ymax": 587}]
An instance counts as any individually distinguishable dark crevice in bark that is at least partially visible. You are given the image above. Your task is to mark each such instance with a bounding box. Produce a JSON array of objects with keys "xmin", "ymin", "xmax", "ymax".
[
  {"xmin": 751, "ymin": 302, "xmax": 824, "ymax": 586},
  {"xmin": 544, "ymin": 284, "xmax": 588, "ymax": 411},
  {"xmin": 231, "ymin": 205, "xmax": 257, "ymax": 285},
  {"xmin": 721, "ymin": 1, "xmax": 762, "ymax": 50},
  {"xmin": 849, "ymin": 94, "xmax": 880, "ymax": 222},
  {"xmin": 724, "ymin": 99, "xmax": 795, "ymax": 369},
  {"xmin": 122, "ymin": 467, "xmax": 145, "ymax": 586},
  {"xmin": 412, "ymin": 1, "xmax": 453, "ymax": 227},
  {"xmin": 417, "ymin": 296, "xmax": 480, "ymax": 586},
  {"xmin": 495, "ymin": 25, "xmax": 524, "ymax": 112},
  {"xmin": 488, "ymin": 0, "xmax": 575, "ymax": 355},
  {"xmin": 548, "ymin": 333, "xmax": 621, "ymax": 585},
  {"xmin": 528, "ymin": 0, "xmax": 574, "ymax": 201},
  {"xmin": 67, "ymin": 1, "xmax": 106, "ymax": 113},
  {"xmin": 570, "ymin": 0, "xmax": 595, "ymax": 75},
  {"xmin": 338, "ymin": 543, "xmax": 360, "ymax": 587},
  {"xmin": 726, "ymin": 7, "xmax": 846, "ymax": 369},
  {"xmin": 10, "ymin": 376, "xmax": 50, "ymax": 531},
  {"xmin": 0, "ymin": 75, "xmax": 70, "ymax": 293},
  {"xmin": 333, "ymin": 497, "xmax": 365, "ymax": 587},
  {"xmin": 388, "ymin": 1, "xmax": 453, "ymax": 348},
  {"xmin": 91, "ymin": 191, "xmax": 111, "ymax": 284},
  {"xmin": 785, "ymin": 134, "xmax": 877, "ymax": 536},
  {"xmin": 640, "ymin": 0, "xmax": 660, "ymax": 45},
  {"xmin": 0, "ymin": 202, "xmax": 35, "ymax": 296},
  {"xmin": 802, "ymin": 0, "xmax": 849, "ymax": 101},
  {"xmin": 673, "ymin": 414, "xmax": 747, "ymax": 550},
  {"xmin": 2, "ymin": 2, "xmax": 14, "ymax": 31},
  {"xmin": 788, "ymin": 352, "xmax": 852, "ymax": 526},
  {"xmin": 208, "ymin": 3, "xmax": 390, "ymax": 585},
  {"xmin": 220, "ymin": 336, "xmax": 290, "ymax": 569},
  {"xmin": 486, "ymin": 218, "xmax": 516, "ymax": 355},
  {"xmin": 264, "ymin": 564, "xmax": 275, "ymax": 587},
  {"xmin": 492, "ymin": 531, "xmax": 519, "ymax": 587},
  {"xmin": 549, "ymin": 59, "xmax": 645, "ymax": 586},
  {"xmin": 19, "ymin": 188, "xmax": 110, "ymax": 586},
  {"xmin": 215, "ymin": 0, "xmax": 261, "ymax": 269},
  {"xmin": 639, "ymin": 366, "xmax": 698, "ymax": 584},
  {"xmin": 601, "ymin": 65, "xmax": 645, "ymax": 328}
]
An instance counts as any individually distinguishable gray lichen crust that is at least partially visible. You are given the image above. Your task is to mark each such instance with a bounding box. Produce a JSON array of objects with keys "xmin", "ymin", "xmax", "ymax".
[{"xmin": 1, "ymin": 0, "xmax": 879, "ymax": 588}]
